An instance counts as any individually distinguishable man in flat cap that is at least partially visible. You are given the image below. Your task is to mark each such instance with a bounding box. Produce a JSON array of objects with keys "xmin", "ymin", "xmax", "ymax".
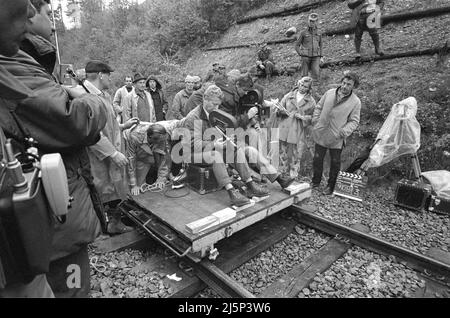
[
  {"xmin": 122, "ymin": 72, "xmax": 156, "ymax": 123},
  {"xmin": 295, "ymin": 13, "xmax": 324, "ymax": 84},
  {"xmin": 84, "ymin": 61, "xmax": 139, "ymax": 234},
  {"xmin": 349, "ymin": 0, "xmax": 385, "ymax": 57}
]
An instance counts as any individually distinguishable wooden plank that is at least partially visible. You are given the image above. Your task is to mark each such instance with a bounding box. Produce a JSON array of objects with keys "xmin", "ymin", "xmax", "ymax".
[
  {"xmin": 170, "ymin": 214, "xmax": 297, "ymax": 297},
  {"xmin": 91, "ymin": 230, "xmax": 149, "ymax": 254},
  {"xmin": 91, "ymin": 214, "xmax": 296, "ymax": 298},
  {"xmin": 258, "ymin": 238, "xmax": 350, "ymax": 298}
]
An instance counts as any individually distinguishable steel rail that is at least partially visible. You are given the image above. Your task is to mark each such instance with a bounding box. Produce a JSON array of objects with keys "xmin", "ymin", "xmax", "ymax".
[{"xmin": 290, "ymin": 205, "xmax": 450, "ymax": 283}]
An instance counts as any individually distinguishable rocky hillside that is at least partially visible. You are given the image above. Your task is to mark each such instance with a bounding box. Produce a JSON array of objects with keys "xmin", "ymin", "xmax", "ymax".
[{"xmin": 177, "ymin": 0, "xmax": 450, "ymax": 177}]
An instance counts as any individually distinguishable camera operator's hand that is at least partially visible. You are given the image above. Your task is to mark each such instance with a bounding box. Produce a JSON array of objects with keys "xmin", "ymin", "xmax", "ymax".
[
  {"xmin": 62, "ymin": 85, "xmax": 87, "ymax": 99},
  {"xmin": 131, "ymin": 186, "xmax": 140, "ymax": 196},
  {"xmin": 247, "ymin": 107, "xmax": 258, "ymax": 119},
  {"xmin": 111, "ymin": 151, "xmax": 128, "ymax": 168},
  {"xmin": 122, "ymin": 117, "xmax": 139, "ymax": 130}
]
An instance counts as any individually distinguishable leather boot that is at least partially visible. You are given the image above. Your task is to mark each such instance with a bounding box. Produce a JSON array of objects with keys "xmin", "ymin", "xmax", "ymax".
[
  {"xmin": 228, "ymin": 188, "xmax": 251, "ymax": 207},
  {"xmin": 276, "ymin": 174, "xmax": 295, "ymax": 189},
  {"xmin": 354, "ymin": 38, "xmax": 362, "ymax": 58},
  {"xmin": 370, "ymin": 32, "xmax": 384, "ymax": 56},
  {"xmin": 246, "ymin": 181, "xmax": 270, "ymax": 198}
]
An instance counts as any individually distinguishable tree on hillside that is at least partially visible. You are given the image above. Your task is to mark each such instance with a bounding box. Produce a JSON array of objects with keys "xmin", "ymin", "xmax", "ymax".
[{"xmin": 52, "ymin": 2, "xmax": 66, "ymax": 35}]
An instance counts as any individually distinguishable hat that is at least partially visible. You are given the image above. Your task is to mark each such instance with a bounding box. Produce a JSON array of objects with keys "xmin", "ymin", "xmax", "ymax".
[
  {"xmin": 85, "ymin": 60, "xmax": 114, "ymax": 73},
  {"xmin": 133, "ymin": 73, "xmax": 146, "ymax": 83},
  {"xmin": 308, "ymin": 13, "xmax": 319, "ymax": 21},
  {"xmin": 191, "ymin": 76, "xmax": 201, "ymax": 83}
]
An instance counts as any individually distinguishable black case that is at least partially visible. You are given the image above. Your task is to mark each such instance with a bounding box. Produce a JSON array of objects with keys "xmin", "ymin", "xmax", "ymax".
[
  {"xmin": 428, "ymin": 195, "xmax": 450, "ymax": 215},
  {"xmin": 186, "ymin": 164, "xmax": 219, "ymax": 195},
  {"xmin": 394, "ymin": 179, "xmax": 432, "ymax": 212}
]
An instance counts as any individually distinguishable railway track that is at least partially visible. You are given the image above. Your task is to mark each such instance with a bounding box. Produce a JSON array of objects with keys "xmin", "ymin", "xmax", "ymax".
[{"xmin": 91, "ymin": 204, "xmax": 450, "ymax": 298}]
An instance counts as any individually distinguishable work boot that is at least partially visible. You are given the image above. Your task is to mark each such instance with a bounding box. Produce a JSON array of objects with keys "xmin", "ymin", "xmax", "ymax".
[
  {"xmin": 370, "ymin": 32, "xmax": 384, "ymax": 56},
  {"xmin": 311, "ymin": 182, "xmax": 320, "ymax": 189},
  {"xmin": 228, "ymin": 188, "xmax": 251, "ymax": 207},
  {"xmin": 354, "ymin": 38, "xmax": 362, "ymax": 58},
  {"xmin": 322, "ymin": 186, "xmax": 333, "ymax": 195},
  {"xmin": 276, "ymin": 174, "xmax": 295, "ymax": 189},
  {"xmin": 246, "ymin": 181, "xmax": 270, "ymax": 198}
]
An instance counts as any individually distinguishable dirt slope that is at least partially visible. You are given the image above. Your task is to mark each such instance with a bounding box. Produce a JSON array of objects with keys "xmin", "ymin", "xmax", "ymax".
[{"xmin": 179, "ymin": 0, "xmax": 450, "ymax": 174}]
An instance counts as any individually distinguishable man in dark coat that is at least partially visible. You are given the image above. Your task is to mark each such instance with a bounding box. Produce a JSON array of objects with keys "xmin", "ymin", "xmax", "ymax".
[
  {"xmin": 0, "ymin": 0, "xmax": 56, "ymax": 298},
  {"xmin": 349, "ymin": 0, "xmax": 385, "ymax": 57},
  {"xmin": 146, "ymin": 75, "xmax": 168, "ymax": 121},
  {"xmin": 0, "ymin": 0, "xmax": 107, "ymax": 297}
]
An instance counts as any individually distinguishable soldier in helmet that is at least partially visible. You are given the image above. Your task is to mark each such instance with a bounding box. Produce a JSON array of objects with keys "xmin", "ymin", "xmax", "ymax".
[{"xmin": 349, "ymin": 0, "xmax": 385, "ymax": 57}]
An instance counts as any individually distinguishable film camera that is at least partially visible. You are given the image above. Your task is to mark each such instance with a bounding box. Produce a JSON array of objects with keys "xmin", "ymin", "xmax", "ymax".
[
  {"xmin": 0, "ymin": 132, "xmax": 71, "ymax": 288},
  {"xmin": 238, "ymin": 89, "xmax": 268, "ymax": 121}
]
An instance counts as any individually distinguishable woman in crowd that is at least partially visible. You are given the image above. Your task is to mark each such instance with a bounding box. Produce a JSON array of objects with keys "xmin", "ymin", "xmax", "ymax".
[{"xmin": 273, "ymin": 76, "xmax": 316, "ymax": 178}]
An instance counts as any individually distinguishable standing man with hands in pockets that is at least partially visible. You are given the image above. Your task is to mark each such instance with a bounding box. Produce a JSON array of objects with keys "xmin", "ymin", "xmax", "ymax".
[
  {"xmin": 310, "ymin": 72, "xmax": 361, "ymax": 195},
  {"xmin": 84, "ymin": 60, "xmax": 139, "ymax": 234}
]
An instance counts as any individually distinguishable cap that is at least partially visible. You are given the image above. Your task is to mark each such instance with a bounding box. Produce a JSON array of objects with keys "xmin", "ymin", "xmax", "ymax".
[
  {"xmin": 308, "ymin": 13, "xmax": 319, "ymax": 21},
  {"xmin": 85, "ymin": 60, "xmax": 114, "ymax": 73},
  {"xmin": 132, "ymin": 73, "xmax": 146, "ymax": 83},
  {"xmin": 191, "ymin": 76, "xmax": 201, "ymax": 83}
]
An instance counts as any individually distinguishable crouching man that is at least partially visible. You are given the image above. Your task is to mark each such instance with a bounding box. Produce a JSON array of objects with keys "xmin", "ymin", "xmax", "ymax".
[{"xmin": 124, "ymin": 121, "xmax": 179, "ymax": 196}]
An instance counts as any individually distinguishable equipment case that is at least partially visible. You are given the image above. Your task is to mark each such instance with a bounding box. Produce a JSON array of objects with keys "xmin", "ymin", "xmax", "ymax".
[
  {"xmin": 394, "ymin": 179, "xmax": 432, "ymax": 212},
  {"xmin": 186, "ymin": 164, "xmax": 219, "ymax": 195}
]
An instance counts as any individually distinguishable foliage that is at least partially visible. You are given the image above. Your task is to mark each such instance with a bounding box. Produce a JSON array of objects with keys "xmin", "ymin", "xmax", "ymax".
[{"xmin": 57, "ymin": 0, "xmax": 266, "ymax": 90}]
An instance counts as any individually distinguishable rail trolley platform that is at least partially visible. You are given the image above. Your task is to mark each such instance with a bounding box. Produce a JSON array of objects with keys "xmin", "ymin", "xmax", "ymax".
[{"xmin": 119, "ymin": 182, "xmax": 311, "ymax": 261}]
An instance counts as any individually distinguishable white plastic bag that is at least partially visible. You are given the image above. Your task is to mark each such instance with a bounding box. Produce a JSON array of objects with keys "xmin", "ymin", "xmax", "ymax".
[
  {"xmin": 367, "ymin": 97, "xmax": 421, "ymax": 168},
  {"xmin": 422, "ymin": 170, "xmax": 450, "ymax": 200}
]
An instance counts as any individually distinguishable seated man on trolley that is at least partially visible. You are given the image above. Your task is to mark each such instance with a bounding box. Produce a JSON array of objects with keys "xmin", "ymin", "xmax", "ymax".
[{"xmin": 179, "ymin": 85, "xmax": 294, "ymax": 207}]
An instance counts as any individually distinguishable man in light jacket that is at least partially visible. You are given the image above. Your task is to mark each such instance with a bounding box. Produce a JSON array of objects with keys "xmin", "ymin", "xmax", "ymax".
[
  {"xmin": 311, "ymin": 72, "xmax": 361, "ymax": 195},
  {"xmin": 84, "ymin": 61, "xmax": 138, "ymax": 234},
  {"xmin": 122, "ymin": 73, "xmax": 156, "ymax": 123},
  {"xmin": 112, "ymin": 75, "xmax": 134, "ymax": 121},
  {"xmin": 295, "ymin": 13, "xmax": 323, "ymax": 84}
]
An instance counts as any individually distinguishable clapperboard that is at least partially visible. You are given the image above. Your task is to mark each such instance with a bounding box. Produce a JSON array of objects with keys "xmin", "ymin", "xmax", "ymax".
[{"xmin": 333, "ymin": 171, "xmax": 368, "ymax": 202}]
